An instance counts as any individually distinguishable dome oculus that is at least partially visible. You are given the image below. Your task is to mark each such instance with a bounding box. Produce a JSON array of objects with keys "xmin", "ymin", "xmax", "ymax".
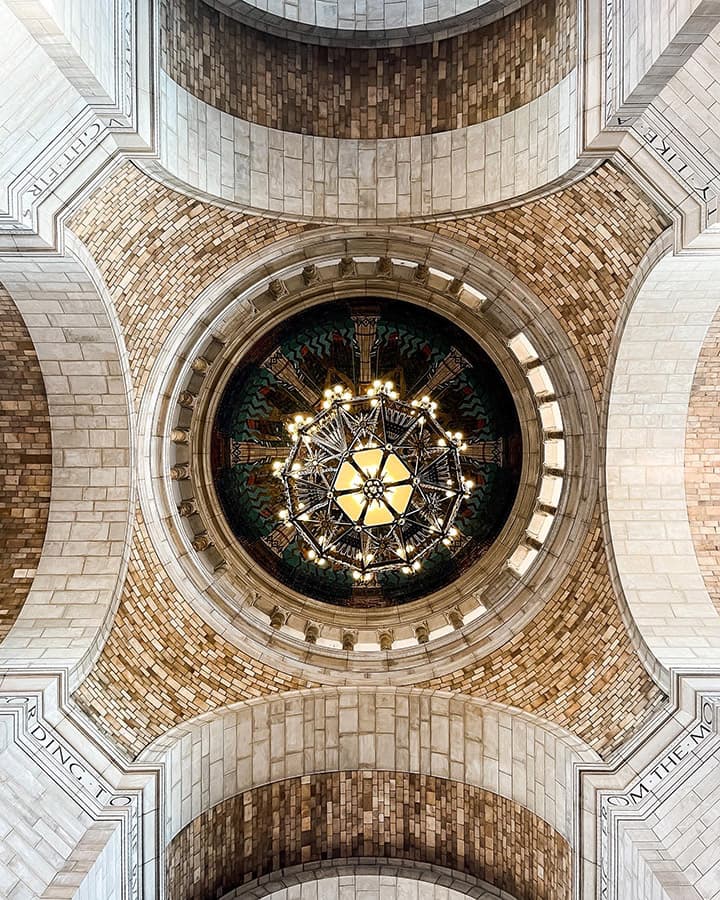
[
  {"xmin": 211, "ymin": 299, "xmax": 522, "ymax": 608},
  {"xmin": 278, "ymin": 382, "xmax": 473, "ymax": 582}
]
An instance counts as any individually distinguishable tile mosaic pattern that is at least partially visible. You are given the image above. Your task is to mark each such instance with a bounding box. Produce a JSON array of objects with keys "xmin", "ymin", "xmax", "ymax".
[
  {"xmin": 159, "ymin": 0, "xmax": 576, "ymax": 138},
  {"xmin": 68, "ymin": 167, "xmax": 314, "ymax": 405},
  {"xmin": 165, "ymin": 771, "xmax": 571, "ymax": 900},
  {"xmin": 685, "ymin": 305, "xmax": 720, "ymax": 614},
  {"xmin": 0, "ymin": 285, "xmax": 52, "ymax": 643}
]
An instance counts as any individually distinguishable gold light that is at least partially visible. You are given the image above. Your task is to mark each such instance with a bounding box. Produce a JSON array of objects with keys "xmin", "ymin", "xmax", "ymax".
[{"xmin": 279, "ymin": 387, "xmax": 470, "ymax": 578}]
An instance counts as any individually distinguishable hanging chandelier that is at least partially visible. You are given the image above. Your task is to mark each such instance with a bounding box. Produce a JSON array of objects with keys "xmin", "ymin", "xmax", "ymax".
[{"xmin": 275, "ymin": 381, "xmax": 473, "ymax": 581}]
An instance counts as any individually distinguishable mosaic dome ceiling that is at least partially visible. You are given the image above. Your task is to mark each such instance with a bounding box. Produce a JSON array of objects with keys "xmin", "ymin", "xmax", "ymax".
[{"xmin": 211, "ymin": 298, "xmax": 521, "ymax": 607}]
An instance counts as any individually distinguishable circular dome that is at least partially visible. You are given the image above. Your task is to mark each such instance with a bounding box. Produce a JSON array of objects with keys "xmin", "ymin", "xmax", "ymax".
[
  {"xmin": 148, "ymin": 232, "xmax": 595, "ymax": 668},
  {"xmin": 211, "ymin": 299, "xmax": 521, "ymax": 608}
]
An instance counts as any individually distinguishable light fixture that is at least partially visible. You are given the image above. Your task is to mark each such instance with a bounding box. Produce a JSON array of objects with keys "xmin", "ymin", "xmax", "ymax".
[{"xmin": 278, "ymin": 382, "xmax": 471, "ymax": 578}]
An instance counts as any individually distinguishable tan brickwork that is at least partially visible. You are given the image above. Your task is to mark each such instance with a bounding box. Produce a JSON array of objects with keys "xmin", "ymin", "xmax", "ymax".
[
  {"xmin": 418, "ymin": 509, "xmax": 664, "ymax": 752},
  {"xmin": 69, "ymin": 166, "xmax": 315, "ymax": 404},
  {"xmin": 422, "ymin": 164, "xmax": 669, "ymax": 407},
  {"xmin": 70, "ymin": 162, "xmax": 666, "ymax": 757},
  {"xmin": 0, "ymin": 285, "xmax": 52, "ymax": 642},
  {"xmin": 686, "ymin": 306, "xmax": 720, "ymax": 613},
  {"xmin": 74, "ymin": 509, "xmax": 315, "ymax": 754},
  {"xmin": 159, "ymin": 0, "xmax": 576, "ymax": 139},
  {"xmin": 165, "ymin": 771, "xmax": 571, "ymax": 900}
]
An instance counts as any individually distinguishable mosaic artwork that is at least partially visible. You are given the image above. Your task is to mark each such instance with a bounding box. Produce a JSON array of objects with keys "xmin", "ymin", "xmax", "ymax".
[{"xmin": 212, "ymin": 299, "xmax": 521, "ymax": 606}]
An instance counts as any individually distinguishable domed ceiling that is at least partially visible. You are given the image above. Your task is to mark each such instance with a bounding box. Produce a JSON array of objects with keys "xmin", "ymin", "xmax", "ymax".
[{"xmin": 211, "ymin": 298, "xmax": 521, "ymax": 607}]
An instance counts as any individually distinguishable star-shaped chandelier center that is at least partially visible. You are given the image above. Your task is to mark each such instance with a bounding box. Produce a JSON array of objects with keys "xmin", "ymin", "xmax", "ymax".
[
  {"xmin": 278, "ymin": 382, "xmax": 473, "ymax": 580},
  {"xmin": 333, "ymin": 447, "xmax": 414, "ymax": 526}
]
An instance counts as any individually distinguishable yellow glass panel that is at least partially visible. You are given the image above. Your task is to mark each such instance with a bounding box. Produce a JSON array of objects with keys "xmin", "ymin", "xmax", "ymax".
[
  {"xmin": 352, "ymin": 448, "xmax": 383, "ymax": 477},
  {"xmin": 334, "ymin": 460, "xmax": 361, "ymax": 493},
  {"xmin": 364, "ymin": 499, "xmax": 394, "ymax": 526},
  {"xmin": 336, "ymin": 491, "xmax": 365, "ymax": 522},
  {"xmin": 386, "ymin": 483, "xmax": 413, "ymax": 514},
  {"xmin": 382, "ymin": 452, "xmax": 411, "ymax": 484}
]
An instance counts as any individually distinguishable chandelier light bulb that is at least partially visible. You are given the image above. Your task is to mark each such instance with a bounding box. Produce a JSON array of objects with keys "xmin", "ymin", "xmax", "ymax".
[{"xmin": 279, "ymin": 387, "xmax": 471, "ymax": 578}]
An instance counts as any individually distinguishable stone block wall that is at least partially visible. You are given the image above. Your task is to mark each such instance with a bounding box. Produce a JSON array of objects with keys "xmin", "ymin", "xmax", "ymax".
[
  {"xmin": 686, "ymin": 302, "xmax": 720, "ymax": 614},
  {"xmin": 607, "ymin": 254, "xmax": 720, "ymax": 671},
  {"xmin": 159, "ymin": 0, "xmax": 576, "ymax": 138}
]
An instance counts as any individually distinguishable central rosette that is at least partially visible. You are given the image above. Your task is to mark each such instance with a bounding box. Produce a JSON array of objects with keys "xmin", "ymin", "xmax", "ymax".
[
  {"xmin": 279, "ymin": 382, "xmax": 472, "ymax": 580},
  {"xmin": 334, "ymin": 447, "xmax": 413, "ymax": 526}
]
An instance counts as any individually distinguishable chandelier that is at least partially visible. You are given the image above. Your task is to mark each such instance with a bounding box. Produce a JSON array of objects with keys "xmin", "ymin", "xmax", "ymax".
[{"xmin": 275, "ymin": 381, "xmax": 473, "ymax": 581}]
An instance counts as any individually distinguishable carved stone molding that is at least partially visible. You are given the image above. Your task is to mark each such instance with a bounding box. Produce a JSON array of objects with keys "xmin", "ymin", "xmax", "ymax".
[{"xmin": 0, "ymin": 672, "xmax": 161, "ymax": 900}]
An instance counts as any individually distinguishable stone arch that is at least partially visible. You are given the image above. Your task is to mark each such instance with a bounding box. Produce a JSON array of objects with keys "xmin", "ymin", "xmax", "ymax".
[
  {"xmin": 0, "ymin": 283, "xmax": 52, "ymax": 643},
  {"xmin": 0, "ymin": 237, "xmax": 134, "ymax": 687},
  {"xmin": 606, "ymin": 249, "xmax": 720, "ymax": 674},
  {"xmin": 221, "ymin": 862, "xmax": 513, "ymax": 899},
  {"xmin": 147, "ymin": 0, "xmax": 587, "ymax": 220},
  {"xmin": 142, "ymin": 686, "xmax": 599, "ymax": 899},
  {"xmin": 206, "ymin": 0, "xmax": 528, "ymax": 44}
]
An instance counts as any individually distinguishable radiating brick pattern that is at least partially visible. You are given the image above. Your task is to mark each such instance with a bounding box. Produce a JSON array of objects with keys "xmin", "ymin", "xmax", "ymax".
[
  {"xmin": 159, "ymin": 0, "xmax": 576, "ymax": 139},
  {"xmin": 69, "ymin": 163, "xmax": 667, "ymax": 415},
  {"xmin": 165, "ymin": 772, "xmax": 571, "ymax": 900},
  {"xmin": 422, "ymin": 164, "xmax": 669, "ymax": 407},
  {"xmin": 70, "ymin": 163, "xmax": 666, "ymax": 757},
  {"xmin": 686, "ymin": 306, "xmax": 720, "ymax": 613},
  {"xmin": 0, "ymin": 285, "xmax": 52, "ymax": 642},
  {"xmin": 418, "ymin": 510, "xmax": 664, "ymax": 752},
  {"xmin": 68, "ymin": 167, "xmax": 314, "ymax": 404},
  {"xmin": 74, "ymin": 509, "xmax": 315, "ymax": 755}
]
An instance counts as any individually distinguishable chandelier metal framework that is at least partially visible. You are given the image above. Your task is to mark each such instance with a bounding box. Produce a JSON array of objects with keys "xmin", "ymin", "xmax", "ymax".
[{"xmin": 276, "ymin": 381, "xmax": 473, "ymax": 581}]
